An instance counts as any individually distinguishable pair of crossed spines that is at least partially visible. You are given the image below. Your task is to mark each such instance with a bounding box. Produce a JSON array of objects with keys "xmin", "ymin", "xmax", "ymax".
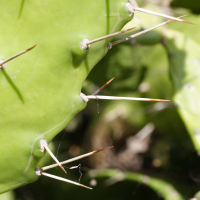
[
  {"xmin": 37, "ymin": 76, "xmax": 170, "ymax": 189},
  {"xmin": 80, "ymin": 77, "xmax": 170, "ymax": 102},
  {"xmin": 37, "ymin": 139, "xmax": 113, "ymax": 189},
  {"xmin": 81, "ymin": 3, "xmax": 194, "ymax": 50},
  {"xmin": 0, "ymin": 3, "xmax": 192, "ymax": 187},
  {"xmin": 0, "ymin": 3, "xmax": 193, "ymax": 69},
  {"xmin": 0, "ymin": 46, "xmax": 171, "ymax": 102}
]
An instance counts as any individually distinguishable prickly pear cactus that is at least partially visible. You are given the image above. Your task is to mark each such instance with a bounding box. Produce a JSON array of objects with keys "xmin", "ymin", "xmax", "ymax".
[
  {"xmin": 163, "ymin": 29, "xmax": 200, "ymax": 151},
  {"xmin": 0, "ymin": 0, "xmax": 131, "ymax": 193}
]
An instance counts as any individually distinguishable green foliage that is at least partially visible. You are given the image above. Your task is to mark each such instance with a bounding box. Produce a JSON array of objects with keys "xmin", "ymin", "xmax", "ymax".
[
  {"xmin": 168, "ymin": 15, "xmax": 200, "ymax": 45},
  {"xmin": 0, "ymin": 191, "xmax": 15, "ymax": 200},
  {"xmin": 85, "ymin": 169, "xmax": 184, "ymax": 200},
  {"xmin": 1, "ymin": 0, "xmax": 200, "ymax": 199},
  {"xmin": 171, "ymin": 0, "xmax": 200, "ymax": 14},
  {"xmin": 194, "ymin": 191, "xmax": 200, "ymax": 200},
  {"xmin": 83, "ymin": 3, "xmax": 200, "ymax": 199},
  {"xmin": 163, "ymin": 29, "xmax": 200, "ymax": 151},
  {"xmin": 34, "ymin": 169, "xmax": 183, "ymax": 200}
]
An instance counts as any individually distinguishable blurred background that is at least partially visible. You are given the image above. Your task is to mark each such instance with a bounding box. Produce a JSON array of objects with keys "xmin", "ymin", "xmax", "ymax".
[{"xmin": 2, "ymin": 0, "xmax": 200, "ymax": 199}]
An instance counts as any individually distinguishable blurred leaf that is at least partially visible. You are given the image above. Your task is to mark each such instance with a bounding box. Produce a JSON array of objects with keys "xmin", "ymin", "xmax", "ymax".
[
  {"xmin": 88, "ymin": 43, "xmax": 147, "ymax": 93},
  {"xmin": 194, "ymin": 190, "xmax": 200, "ymax": 200},
  {"xmin": 88, "ymin": 40, "xmax": 189, "ymax": 140},
  {"xmin": 80, "ymin": 169, "xmax": 184, "ymax": 200},
  {"xmin": 171, "ymin": 0, "xmax": 200, "ymax": 14},
  {"xmin": 163, "ymin": 29, "xmax": 200, "ymax": 151},
  {"xmin": 168, "ymin": 15, "xmax": 200, "ymax": 45},
  {"xmin": 0, "ymin": 191, "xmax": 15, "ymax": 200}
]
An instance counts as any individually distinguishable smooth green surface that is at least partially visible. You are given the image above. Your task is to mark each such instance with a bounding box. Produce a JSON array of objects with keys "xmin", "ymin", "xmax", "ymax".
[
  {"xmin": 0, "ymin": 191, "xmax": 15, "ymax": 200},
  {"xmin": 163, "ymin": 30, "xmax": 200, "ymax": 151},
  {"xmin": 0, "ymin": 0, "xmax": 131, "ymax": 193}
]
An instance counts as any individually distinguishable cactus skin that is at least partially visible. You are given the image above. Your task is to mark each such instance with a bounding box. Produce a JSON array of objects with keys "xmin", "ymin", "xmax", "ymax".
[
  {"xmin": 163, "ymin": 30, "xmax": 200, "ymax": 151},
  {"xmin": 0, "ymin": 0, "xmax": 131, "ymax": 193}
]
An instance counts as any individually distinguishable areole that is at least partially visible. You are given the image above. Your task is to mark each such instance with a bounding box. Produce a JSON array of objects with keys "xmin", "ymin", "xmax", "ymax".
[{"xmin": 0, "ymin": 0, "xmax": 192, "ymax": 195}]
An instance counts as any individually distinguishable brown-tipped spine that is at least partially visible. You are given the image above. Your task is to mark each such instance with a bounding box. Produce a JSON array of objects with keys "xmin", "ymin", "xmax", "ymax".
[
  {"xmin": 93, "ymin": 146, "xmax": 114, "ymax": 154},
  {"xmin": 109, "ymin": 15, "xmax": 187, "ymax": 48},
  {"xmin": 0, "ymin": 44, "xmax": 37, "ymax": 69},
  {"xmin": 93, "ymin": 78, "xmax": 115, "ymax": 95}
]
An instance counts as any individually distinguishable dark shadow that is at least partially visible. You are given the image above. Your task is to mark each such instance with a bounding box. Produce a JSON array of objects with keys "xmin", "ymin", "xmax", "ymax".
[
  {"xmin": 71, "ymin": 50, "xmax": 88, "ymax": 68},
  {"xmin": 87, "ymin": 43, "xmax": 147, "ymax": 93},
  {"xmin": 162, "ymin": 38, "xmax": 186, "ymax": 92},
  {"xmin": 171, "ymin": 0, "xmax": 200, "ymax": 14},
  {"xmin": 84, "ymin": 55, "xmax": 90, "ymax": 74},
  {"xmin": 2, "ymin": 68, "xmax": 24, "ymax": 104}
]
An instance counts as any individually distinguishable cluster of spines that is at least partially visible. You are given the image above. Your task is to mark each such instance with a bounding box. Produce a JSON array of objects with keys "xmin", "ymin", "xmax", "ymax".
[
  {"xmin": 36, "ymin": 2, "xmax": 193, "ymax": 189},
  {"xmin": 0, "ymin": 2, "xmax": 193, "ymax": 190},
  {"xmin": 36, "ymin": 140, "xmax": 113, "ymax": 189}
]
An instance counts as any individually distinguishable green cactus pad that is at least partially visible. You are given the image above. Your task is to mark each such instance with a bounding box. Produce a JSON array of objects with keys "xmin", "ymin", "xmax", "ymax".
[
  {"xmin": 163, "ymin": 30, "xmax": 200, "ymax": 151},
  {"xmin": 0, "ymin": 0, "xmax": 131, "ymax": 193}
]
